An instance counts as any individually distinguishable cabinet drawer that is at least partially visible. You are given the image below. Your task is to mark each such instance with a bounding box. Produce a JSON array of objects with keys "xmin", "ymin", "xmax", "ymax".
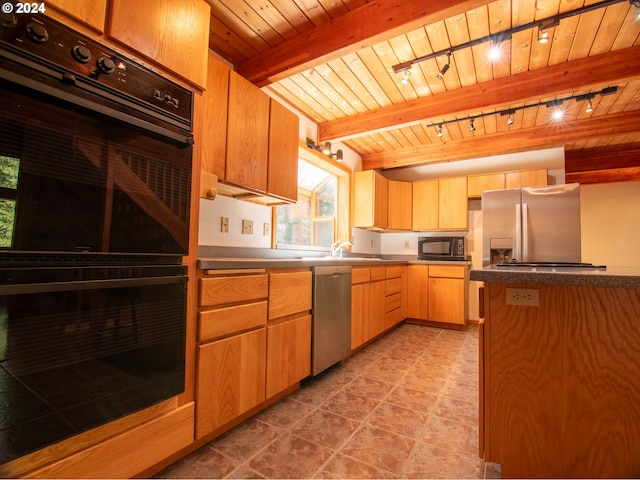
[
  {"xmin": 385, "ymin": 292, "xmax": 402, "ymax": 313},
  {"xmin": 385, "ymin": 277, "xmax": 402, "ymax": 296},
  {"xmin": 385, "ymin": 265, "xmax": 402, "ymax": 279},
  {"xmin": 428, "ymin": 265, "xmax": 466, "ymax": 279},
  {"xmin": 199, "ymin": 274, "xmax": 268, "ymax": 307},
  {"xmin": 198, "ymin": 301, "xmax": 267, "ymax": 342},
  {"xmin": 385, "ymin": 308, "xmax": 403, "ymax": 329},
  {"xmin": 370, "ymin": 266, "xmax": 386, "ymax": 282},
  {"xmin": 269, "ymin": 271, "xmax": 312, "ymax": 319},
  {"xmin": 352, "ymin": 267, "xmax": 370, "ymax": 285}
]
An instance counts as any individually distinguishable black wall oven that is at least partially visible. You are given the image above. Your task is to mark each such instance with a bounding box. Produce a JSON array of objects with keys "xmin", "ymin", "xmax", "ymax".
[{"xmin": 0, "ymin": 11, "xmax": 192, "ymax": 464}]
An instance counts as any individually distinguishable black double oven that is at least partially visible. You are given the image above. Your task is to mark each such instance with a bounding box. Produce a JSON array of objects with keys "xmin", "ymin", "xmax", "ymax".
[{"xmin": 0, "ymin": 12, "xmax": 193, "ymax": 464}]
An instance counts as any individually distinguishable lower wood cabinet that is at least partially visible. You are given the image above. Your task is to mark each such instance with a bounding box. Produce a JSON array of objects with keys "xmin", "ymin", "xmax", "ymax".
[
  {"xmin": 266, "ymin": 315, "xmax": 311, "ymax": 398},
  {"xmin": 196, "ymin": 328, "xmax": 267, "ymax": 439},
  {"xmin": 407, "ymin": 264, "xmax": 468, "ymax": 326}
]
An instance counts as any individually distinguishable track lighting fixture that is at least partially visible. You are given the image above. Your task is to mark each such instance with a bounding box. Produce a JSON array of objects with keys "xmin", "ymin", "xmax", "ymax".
[
  {"xmin": 585, "ymin": 100, "xmax": 593, "ymax": 113},
  {"xmin": 425, "ymin": 86, "xmax": 617, "ymax": 135},
  {"xmin": 401, "ymin": 69, "xmax": 412, "ymax": 85},
  {"xmin": 306, "ymin": 137, "xmax": 343, "ymax": 161},
  {"xmin": 391, "ymin": 0, "xmax": 626, "ymax": 77},
  {"xmin": 436, "ymin": 52, "xmax": 451, "ymax": 80}
]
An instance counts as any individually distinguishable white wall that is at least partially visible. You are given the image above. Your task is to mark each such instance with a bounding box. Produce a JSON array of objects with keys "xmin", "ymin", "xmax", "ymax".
[
  {"xmin": 580, "ymin": 181, "xmax": 640, "ymax": 267},
  {"xmin": 198, "ymin": 196, "xmax": 272, "ymax": 248}
]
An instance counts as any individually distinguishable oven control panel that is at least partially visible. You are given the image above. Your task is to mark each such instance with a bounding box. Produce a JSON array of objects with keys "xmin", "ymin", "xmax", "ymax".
[{"xmin": 0, "ymin": 11, "xmax": 193, "ymax": 130}]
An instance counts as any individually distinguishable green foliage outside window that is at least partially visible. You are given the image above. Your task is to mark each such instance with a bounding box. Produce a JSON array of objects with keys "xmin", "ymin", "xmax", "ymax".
[{"xmin": 0, "ymin": 156, "xmax": 20, "ymax": 248}]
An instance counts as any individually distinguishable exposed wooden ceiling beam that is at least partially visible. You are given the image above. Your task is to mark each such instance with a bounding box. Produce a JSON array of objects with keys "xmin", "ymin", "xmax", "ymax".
[
  {"xmin": 362, "ymin": 110, "xmax": 640, "ymax": 171},
  {"xmin": 319, "ymin": 45, "xmax": 640, "ymax": 143},
  {"xmin": 237, "ymin": 0, "xmax": 493, "ymax": 87}
]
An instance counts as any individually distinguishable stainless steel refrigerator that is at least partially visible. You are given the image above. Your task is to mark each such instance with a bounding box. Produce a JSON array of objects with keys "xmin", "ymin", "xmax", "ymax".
[{"xmin": 482, "ymin": 183, "xmax": 582, "ymax": 266}]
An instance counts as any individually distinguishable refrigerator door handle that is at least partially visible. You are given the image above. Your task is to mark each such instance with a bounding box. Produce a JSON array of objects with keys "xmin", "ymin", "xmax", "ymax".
[
  {"xmin": 522, "ymin": 203, "xmax": 529, "ymax": 261},
  {"xmin": 515, "ymin": 203, "xmax": 521, "ymax": 261}
]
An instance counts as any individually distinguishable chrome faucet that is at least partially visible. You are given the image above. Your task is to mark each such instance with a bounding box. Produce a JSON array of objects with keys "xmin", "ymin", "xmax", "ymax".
[
  {"xmin": 330, "ymin": 240, "xmax": 341, "ymax": 258},
  {"xmin": 335, "ymin": 241, "xmax": 352, "ymax": 258}
]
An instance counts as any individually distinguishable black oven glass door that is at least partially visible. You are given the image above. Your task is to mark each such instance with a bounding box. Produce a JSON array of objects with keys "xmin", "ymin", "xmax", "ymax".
[
  {"xmin": 0, "ymin": 80, "xmax": 192, "ymax": 256},
  {"xmin": 0, "ymin": 265, "xmax": 186, "ymax": 464}
]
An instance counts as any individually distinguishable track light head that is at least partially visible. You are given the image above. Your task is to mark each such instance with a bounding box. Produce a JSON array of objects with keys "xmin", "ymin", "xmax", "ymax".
[
  {"xmin": 436, "ymin": 125, "xmax": 444, "ymax": 138},
  {"xmin": 469, "ymin": 118, "xmax": 476, "ymax": 132},
  {"xmin": 436, "ymin": 52, "xmax": 451, "ymax": 80},
  {"xmin": 335, "ymin": 150, "xmax": 343, "ymax": 162},
  {"xmin": 585, "ymin": 100, "xmax": 593, "ymax": 113},
  {"xmin": 401, "ymin": 69, "xmax": 412, "ymax": 84},
  {"xmin": 322, "ymin": 142, "xmax": 331, "ymax": 155}
]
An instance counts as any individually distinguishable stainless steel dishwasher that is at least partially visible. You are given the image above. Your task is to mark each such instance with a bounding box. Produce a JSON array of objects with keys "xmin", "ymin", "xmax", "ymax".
[{"xmin": 312, "ymin": 265, "xmax": 352, "ymax": 375}]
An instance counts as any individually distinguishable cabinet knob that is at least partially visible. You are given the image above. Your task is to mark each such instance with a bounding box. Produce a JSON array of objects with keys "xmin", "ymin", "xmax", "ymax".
[{"xmin": 200, "ymin": 172, "xmax": 219, "ymax": 201}]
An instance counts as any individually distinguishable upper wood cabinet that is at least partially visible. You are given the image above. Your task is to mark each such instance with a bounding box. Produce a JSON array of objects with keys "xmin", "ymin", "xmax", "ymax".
[
  {"xmin": 439, "ymin": 177, "xmax": 468, "ymax": 230},
  {"xmin": 226, "ymin": 70, "xmax": 270, "ymax": 193},
  {"xmin": 47, "ymin": 0, "xmax": 107, "ymax": 31},
  {"xmin": 107, "ymin": 0, "xmax": 210, "ymax": 88},
  {"xmin": 353, "ymin": 170, "xmax": 388, "ymax": 229},
  {"xmin": 200, "ymin": 56, "xmax": 229, "ymax": 181},
  {"xmin": 268, "ymin": 101, "xmax": 299, "ymax": 202},
  {"xmin": 388, "ymin": 180, "xmax": 412, "ymax": 230},
  {"xmin": 467, "ymin": 173, "xmax": 505, "ymax": 198},
  {"xmin": 412, "ymin": 179, "xmax": 439, "ymax": 231},
  {"xmin": 505, "ymin": 169, "xmax": 548, "ymax": 188}
]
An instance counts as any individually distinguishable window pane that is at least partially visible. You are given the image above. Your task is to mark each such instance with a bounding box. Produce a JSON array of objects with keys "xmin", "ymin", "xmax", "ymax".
[
  {"xmin": 0, "ymin": 199, "xmax": 16, "ymax": 248},
  {"xmin": 312, "ymin": 218, "xmax": 334, "ymax": 247},
  {"xmin": 0, "ymin": 157, "xmax": 20, "ymax": 248}
]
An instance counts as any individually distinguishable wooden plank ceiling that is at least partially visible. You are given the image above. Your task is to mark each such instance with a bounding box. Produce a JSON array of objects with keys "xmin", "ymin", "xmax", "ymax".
[{"xmin": 205, "ymin": 0, "xmax": 640, "ymax": 172}]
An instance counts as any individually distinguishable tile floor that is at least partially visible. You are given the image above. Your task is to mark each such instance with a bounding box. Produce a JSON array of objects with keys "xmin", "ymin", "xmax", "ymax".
[{"xmin": 157, "ymin": 323, "xmax": 502, "ymax": 479}]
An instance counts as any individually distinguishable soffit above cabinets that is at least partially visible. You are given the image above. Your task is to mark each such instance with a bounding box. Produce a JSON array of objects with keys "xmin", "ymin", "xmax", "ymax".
[{"xmin": 205, "ymin": 0, "xmax": 640, "ymax": 173}]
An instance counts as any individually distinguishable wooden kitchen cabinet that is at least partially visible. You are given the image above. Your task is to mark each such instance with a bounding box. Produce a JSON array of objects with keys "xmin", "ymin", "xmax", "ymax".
[
  {"xmin": 200, "ymin": 56, "xmax": 229, "ymax": 181},
  {"xmin": 351, "ymin": 266, "xmax": 386, "ymax": 350},
  {"xmin": 353, "ymin": 170, "xmax": 388, "ymax": 229},
  {"xmin": 438, "ymin": 177, "xmax": 468, "ymax": 230},
  {"xmin": 467, "ymin": 173, "xmax": 505, "ymax": 198},
  {"xmin": 266, "ymin": 270, "xmax": 312, "ymax": 397},
  {"xmin": 47, "ymin": 0, "xmax": 107, "ymax": 31},
  {"xmin": 268, "ymin": 100, "xmax": 300, "ymax": 202},
  {"xmin": 226, "ymin": 70, "xmax": 270, "ymax": 193},
  {"xmin": 384, "ymin": 265, "xmax": 404, "ymax": 329},
  {"xmin": 505, "ymin": 168, "xmax": 548, "ymax": 188},
  {"xmin": 428, "ymin": 265, "xmax": 467, "ymax": 326},
  {"xmin": 388, "ymin": 180, "xmax": 412, "ymax": 230},
  {"xmin": 407, "ymin": 264, "xmax": 429, "ymax": 320},
  {"xmin": 412, "ymin": 179, "xmax": 439, "ymax": 231},
  {"xmin": 196, "ymin": 328, "xmax": 266, "ymax": 438},
  {"xmin": 107, "ymin": 0, "xmax": 210, "ymax": 88},
  {"xmin": 266, "ymin": 315, "xmax": 311, "ymax": 398}
]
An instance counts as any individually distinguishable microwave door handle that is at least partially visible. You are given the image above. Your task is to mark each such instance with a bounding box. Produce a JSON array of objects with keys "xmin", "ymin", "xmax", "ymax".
[{"xmin": 515, "ymin": 203, "xmax": 521, "ymax": 261}]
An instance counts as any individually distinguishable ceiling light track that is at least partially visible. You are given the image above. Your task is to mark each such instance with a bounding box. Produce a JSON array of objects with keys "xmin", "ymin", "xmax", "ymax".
[
  {"xmin": 392, "ymin": 0, "xmax": 630, "ymax": 75},
  {"xmin": 430, "ymin": 86, "xmax": 617, "ymax": 135}
]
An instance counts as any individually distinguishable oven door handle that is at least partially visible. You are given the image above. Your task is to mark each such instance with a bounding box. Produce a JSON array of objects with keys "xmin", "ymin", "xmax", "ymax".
[{"xmin": 0, "ymin": 275, "xmax": 188, "ymax": 295}]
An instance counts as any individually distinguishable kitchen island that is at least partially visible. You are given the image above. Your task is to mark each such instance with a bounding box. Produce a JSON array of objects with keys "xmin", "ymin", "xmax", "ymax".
[{"xmin": 470, "ymin": 265, "xmax": 640, "ymax": 478}]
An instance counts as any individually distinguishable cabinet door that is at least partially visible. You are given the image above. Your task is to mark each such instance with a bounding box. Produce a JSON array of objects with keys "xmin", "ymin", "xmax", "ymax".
[
  {"xmin": 353, "ymin": 170, "xmax": 388, "ymax": 228},
  {"xmin": 266, "ymin": 315, "xmax": 311, "ymax": 398},
  {"xmin": 505, "ymin": 169, "xmax": 548, "ymax": 188},
  {"xmin": 351, "ymin": 283, "xmax": 366, "ymax": 350},
  {"xmin": 196, "ymin": 328, "xmax": 266, "ymax": 439},
  {"xmin": 407, "ymin": 265, "xmax": 429, "ymax": 320},
  {"xmin": 201, "ymin": 56, "xmax": 229, "ymax": 180},
  {"xmin": 268, "ymin": 100, "xmax": 299, "ymax": 202},
  {"xmin": 107, "ymin": 0, "xmax": 210, "ymax": 88},
  {"xmin": 269, "ymin": 271, "xmax": 312, "ymax": 320},
  {"xmin": 367, "ymin": 280, "xmax": 386, "ymax": 339},
  {"xmin": 412, "ymin": 179, "xmax": 439, "ymax": 231},
  {"xmin": 439, "ymin": 177, "xmax": 468, "ymax": 230},
  {"xmin": 467, "ymin": 173, "xmax": 505, "ymax": 198},
  {"xmin": 428, "ymin": 277, "xmax": 465, "ymax": 325},
  {"xmin": 226, "ymin": 70, "xmax": 270, "ymax": 192},
  {"xmin": 388, "ymin": 180, "xmax": 412, "ymax": 230},
  {"xmin": 47, "ymin": 0, "xmax": 107, "ymax": 31}
]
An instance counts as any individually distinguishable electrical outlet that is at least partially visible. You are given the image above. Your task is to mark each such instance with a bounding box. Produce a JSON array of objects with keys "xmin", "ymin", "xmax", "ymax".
[
  {"xmin": 404, "ymin": 241, "xmax": 410, "ymax": 249},
  {"xmin": 263, "ymin": 223, "xmax": 270, "ymax": 236},
  {"xmin": 506, "ymin": 288, "xmax": 540, "ymax": 306},
  {"xmin": 242, "ymin": 219, "xmax": 253, "ymax": 235},
  {"xmin": 220, "ymin": 217, "xmax": 229, "ymax": 233}
]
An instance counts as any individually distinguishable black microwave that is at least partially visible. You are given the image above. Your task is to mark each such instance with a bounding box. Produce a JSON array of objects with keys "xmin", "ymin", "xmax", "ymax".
[{"xmin": 418, "ymin": 236, "xmax": 466, "ymax": 261}]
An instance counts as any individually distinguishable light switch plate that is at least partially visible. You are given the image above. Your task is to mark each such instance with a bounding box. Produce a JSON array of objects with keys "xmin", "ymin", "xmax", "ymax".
[
  {"xmin": 263, "ymin": 223, "xmax": 270, "ymax": 236},
  {"xmin": 220, "ymin": 217, "xmax": 229, "ymax": 233},
  {"xmin": 242, "ymin": 219, "xmax": 253, "ymax": 235}
]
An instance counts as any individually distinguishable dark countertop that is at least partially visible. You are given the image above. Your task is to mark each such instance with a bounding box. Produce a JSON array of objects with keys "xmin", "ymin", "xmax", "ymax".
[
  {"xmin": 470, "ymin": 265, "xmax": 640, "ymax": 289},
  {"xmin": 197, "ymin": 257, "xmax": 470, "ymax": 270}
]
